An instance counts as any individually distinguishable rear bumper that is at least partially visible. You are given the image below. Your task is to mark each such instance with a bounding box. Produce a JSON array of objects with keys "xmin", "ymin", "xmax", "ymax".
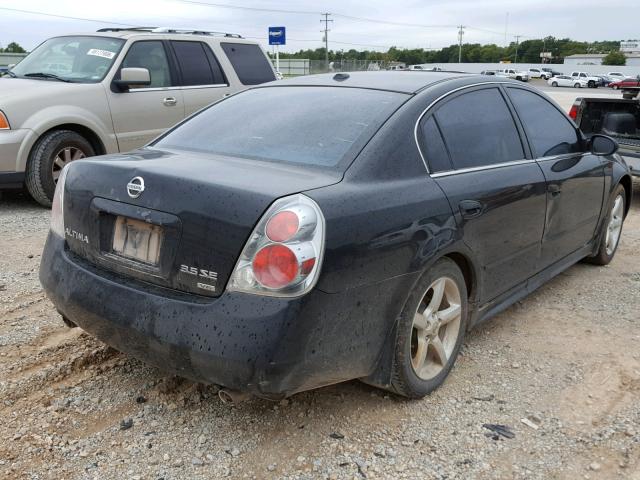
[{"xmin": 40, "ymin": 234, "xmax": 415, "ymax": 398}]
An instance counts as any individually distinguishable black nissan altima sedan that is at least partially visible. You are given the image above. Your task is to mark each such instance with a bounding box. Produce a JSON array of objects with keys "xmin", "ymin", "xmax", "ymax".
[{"xmin": 40, "ymin": 72, "xmax": 632, "ymax": 401}]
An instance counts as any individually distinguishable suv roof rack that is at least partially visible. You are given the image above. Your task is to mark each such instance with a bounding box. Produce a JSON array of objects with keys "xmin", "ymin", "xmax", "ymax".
[
  {"xmin": 97, "ymin": 27, "xmax": 158, "ymax": 32},
  {"xmin": 96, "ymin": 27, "xmax": 243, "ymax": 38}
]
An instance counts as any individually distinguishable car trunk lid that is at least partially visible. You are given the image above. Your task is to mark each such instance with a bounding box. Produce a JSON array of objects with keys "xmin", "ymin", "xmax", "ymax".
[{"xmin": 62, "ymin": 148, "xmax": 342, "ymax": 297}]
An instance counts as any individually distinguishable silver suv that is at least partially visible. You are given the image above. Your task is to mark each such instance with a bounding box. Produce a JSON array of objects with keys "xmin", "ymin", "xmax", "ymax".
[{"xmin": 0, "ymin": 27, "xmax": 277, "ymax": 205}]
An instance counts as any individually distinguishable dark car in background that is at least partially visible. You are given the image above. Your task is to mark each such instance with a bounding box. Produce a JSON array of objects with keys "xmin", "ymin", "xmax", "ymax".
[
  {"xmin": 40, "ymin": 72, "xmax": 632, "ymax": 401},
  {"xmin": 541, "ymin": 67, "xmax": 563, "ymax": 77},
  {"xmin": 596, "ymin": 75, "xmax": 613, "ymax": 87}
]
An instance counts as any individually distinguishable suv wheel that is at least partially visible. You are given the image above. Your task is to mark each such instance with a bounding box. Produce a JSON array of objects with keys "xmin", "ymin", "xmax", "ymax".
[
  {"xmin": 391, "ymin": 258, "xmax": 468, "ymax": 398},
  {"xmin": 26, "ymin": 130, "xmax": 94, "ymax": 207},
  {"xmin": 588, "ymin": 80, "xmax": 595, "ymax": 88}
]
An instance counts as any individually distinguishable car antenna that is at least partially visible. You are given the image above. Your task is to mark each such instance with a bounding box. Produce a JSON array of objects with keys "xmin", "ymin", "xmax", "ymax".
[{"xmin": 333, "ymin": 73, "xmax": 350, "ymax": 82}]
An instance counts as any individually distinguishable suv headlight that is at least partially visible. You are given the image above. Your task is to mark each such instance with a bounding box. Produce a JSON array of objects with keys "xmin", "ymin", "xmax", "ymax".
[{"xmin": 50, "ymin": 165, "xmax": 69, "ymax": 237}]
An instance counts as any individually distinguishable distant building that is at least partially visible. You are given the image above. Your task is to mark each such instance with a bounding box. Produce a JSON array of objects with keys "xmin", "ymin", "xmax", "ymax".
[
  {"xmin": 563, "ymin": 53, "xmax": 640, "ymax": 66},
  {"xmin": 620, "ymin": 41, "xmax": 640, "ymax": 53}
]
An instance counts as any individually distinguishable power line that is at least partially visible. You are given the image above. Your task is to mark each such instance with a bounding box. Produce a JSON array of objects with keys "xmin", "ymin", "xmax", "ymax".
[
  {"xmin": 0, "ymin": 6, "xmax": 132, "ymax": 26},
  {"xmin": 331, "ymin": 13, "xmax": 456, "ymax": 29},
  {"xmin": 0, "ymin": 4, "xmax": 536, "ymax": 51}
]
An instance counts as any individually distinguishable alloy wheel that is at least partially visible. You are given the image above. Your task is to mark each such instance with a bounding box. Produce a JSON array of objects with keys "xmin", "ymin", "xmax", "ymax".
[
  {"xmin": 605, "ymin": 194, "xmax": 624, "ymax": 255},
  {"xmin": 52, "ymin": 146, "xmax": 86, "ymax": 184},
  {"xmin": 410, "ymin": 277, "xmax": 462, "ymax": 380}
]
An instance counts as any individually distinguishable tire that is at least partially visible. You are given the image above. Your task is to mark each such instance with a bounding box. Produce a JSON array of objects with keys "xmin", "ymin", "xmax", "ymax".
[
  {"xmin": 574, "ymin": 83, "xmax": 581, "ymax": 88},
  {"xmin": 25, "ymin": 130, "xmax": 94, "ymax": 207},
  {"xmin": 587, "ymin": 80, "xmax": 595, "ymax": 88},
  {"xmin": 585, "ymin": 184, "xmax": 626, "ymax": 266},
  {"xmin": 612, "ymin": 85, "xmax": 618, "ymax": 90},
  {"xmin": 552, "ymin": 81, "xmax": 558, "ymax": 87},
  {"xmin": 390, "ymin": 258, "xmax": 469, "ymax": 398}
]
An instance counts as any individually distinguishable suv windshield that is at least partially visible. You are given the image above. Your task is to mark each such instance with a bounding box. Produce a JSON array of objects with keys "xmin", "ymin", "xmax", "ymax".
[
  {"xmin": 153, "ymin": 86, "xmax": 407, "ymax": 169},
  {"xmin": 11, "ymin": 36, "xmax": 125, "ymax": 83}
]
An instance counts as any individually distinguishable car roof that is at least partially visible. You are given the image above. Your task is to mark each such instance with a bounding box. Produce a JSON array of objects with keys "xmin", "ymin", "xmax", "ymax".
[{"xmin": 271, "ymin": 71, "xmax": 507, "ymax": 94}]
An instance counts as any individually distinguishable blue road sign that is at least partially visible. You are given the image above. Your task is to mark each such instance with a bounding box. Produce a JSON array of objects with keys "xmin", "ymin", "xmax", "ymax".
[{"xmin": 268, "ymin": 26, "xmax": 286, "ymax": 46}]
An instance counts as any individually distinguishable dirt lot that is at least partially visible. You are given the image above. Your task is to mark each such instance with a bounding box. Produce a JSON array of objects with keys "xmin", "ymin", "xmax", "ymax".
[{"xmin": 0, "ymin": 177, "xmax": 638, "ymax": 480}]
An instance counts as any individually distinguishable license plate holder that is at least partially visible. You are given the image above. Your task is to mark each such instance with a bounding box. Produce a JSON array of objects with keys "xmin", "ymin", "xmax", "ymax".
[{"xmin": 112, "ymin": 216, "xmax": 163, "ymax": 265}]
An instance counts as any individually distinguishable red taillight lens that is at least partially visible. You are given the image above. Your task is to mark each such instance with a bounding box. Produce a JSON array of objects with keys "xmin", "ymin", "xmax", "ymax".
[
  {"xmin": 568, "ymin": 105, "xmax": 578, "ymax": 120},
  {"xmin": 265, "ymin": 210, "xmax": 299, "ymax": 242},
  {"xmin": 229, "ymin": 194, "xmax": 325, "ymax": 297},
  {"xmin": 252, "ymin": 244, "xmax": 299, "ymax": 289}
]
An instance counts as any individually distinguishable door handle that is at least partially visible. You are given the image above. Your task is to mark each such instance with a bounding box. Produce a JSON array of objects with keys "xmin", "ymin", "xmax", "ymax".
[
  {"xmin": 459, "ymin": 200, "xmax": 483, "ymax": 219},
  {"xmin": 163, "ymin": 97, "xmax": 177, "ymax": 106}
]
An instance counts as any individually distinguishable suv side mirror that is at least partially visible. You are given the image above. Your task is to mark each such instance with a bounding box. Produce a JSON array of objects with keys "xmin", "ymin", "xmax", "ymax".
[
  {"xmin": 589, "ymin": 134, "xmax": 618, "ymax": 156},
  {"xmin": 113, "ymin": 67, "xmax": 151, "ymax": 90}
]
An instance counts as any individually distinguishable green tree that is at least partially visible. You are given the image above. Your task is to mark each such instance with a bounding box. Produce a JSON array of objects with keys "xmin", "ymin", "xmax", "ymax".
[
  {"xmin": 602, "ymin": 51, "xmax": 626, "ymax": 65},
  {"xmin": 3, "ymin": 42, "xmax": 26, "ymax": 53}
]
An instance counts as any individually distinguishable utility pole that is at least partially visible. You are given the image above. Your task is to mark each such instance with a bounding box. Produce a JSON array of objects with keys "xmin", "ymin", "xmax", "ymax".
[
  {"xmin": 514, "ymin": 35, "xmax": 521, "ymax": 64},
  {"xmin": 457, "ymin": 25, "xmax": 465, "ymax": 63},
  {"xmin": 320, "ymin": 13, "xmax": 333, "ymax": 71}
]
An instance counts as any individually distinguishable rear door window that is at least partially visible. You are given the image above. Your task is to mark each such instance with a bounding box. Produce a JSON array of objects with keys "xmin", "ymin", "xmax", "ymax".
[
  {"xmin": 220, "ymin": 43, "xmax": 276, "ymax": 85},
  {"xmin": 170, "ymin": 41, "xmax": 226, "ymax": 86},
  {"xmin": 434, "ymin": 88, "xmax": 525, "ymax": 169},
  {"xmin": 506, "ymin": 88, "xmax": 581, "ymax": 157},
  {"xmin": 417, "ymin": 116, "xmax": 452, "ymax": 172}
]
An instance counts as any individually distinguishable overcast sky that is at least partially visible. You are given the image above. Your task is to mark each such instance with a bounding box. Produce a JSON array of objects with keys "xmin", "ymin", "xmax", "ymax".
[{"xmin": 0, "ymin": 0, "xmax": 635, "ymax": 53}]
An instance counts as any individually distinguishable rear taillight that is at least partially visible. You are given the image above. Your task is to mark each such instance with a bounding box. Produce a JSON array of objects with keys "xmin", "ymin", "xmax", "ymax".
[
  {"xmin": 228, "ymin": 194, "xmax": 325, "ymax": 297},
  {"xmin": 50, "ymin": 165, "xmax": 69, "ymax": 238},
  {"xmin": 568, "ymin": 99, "xmax": 580, "ymax": 120}
]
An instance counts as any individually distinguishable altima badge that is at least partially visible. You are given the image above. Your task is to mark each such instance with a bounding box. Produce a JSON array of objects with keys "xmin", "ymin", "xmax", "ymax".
[{"xmin": 127, "ymin": 176, "xmax": 145, "ymax": 198}]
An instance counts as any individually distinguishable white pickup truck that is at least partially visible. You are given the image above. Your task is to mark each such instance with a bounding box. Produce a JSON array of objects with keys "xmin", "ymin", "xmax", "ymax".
[
  {"xmin": 496, "ymin": 68, "xmax": 529, "ymax": 82},
  {"xmin": 570, "ymin": 71, "xmax": 600, "ymax": 88}
]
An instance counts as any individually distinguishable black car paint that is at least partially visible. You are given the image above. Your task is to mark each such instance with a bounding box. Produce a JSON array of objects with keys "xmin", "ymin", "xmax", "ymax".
[
  {"xmin": 62, "ymin": 149, "xmax": 342, "ymax": 297},
  {"xmin": 40, "ymin": 72, "xmax": 632, "ymax": 398}
]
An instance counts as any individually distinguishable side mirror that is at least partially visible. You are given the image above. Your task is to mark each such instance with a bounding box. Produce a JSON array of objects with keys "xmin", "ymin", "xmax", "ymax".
[
  {"xmin": 589, "ymin": 134, "xmax": 618, "ymax": 156},
  {"xmin": 113, "ymin": 67, "xmax": 151, "ymax": 90}
]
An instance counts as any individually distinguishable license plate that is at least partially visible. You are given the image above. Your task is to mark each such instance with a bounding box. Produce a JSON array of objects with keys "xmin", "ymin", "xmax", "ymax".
[{"xmin": 112, "ymin": 216, "xmax": 163, "ymax": 265}]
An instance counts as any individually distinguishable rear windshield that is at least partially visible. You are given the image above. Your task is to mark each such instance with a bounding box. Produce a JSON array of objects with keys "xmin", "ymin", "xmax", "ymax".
[{"xmin": 153, "ymin": 86, "xmax": 407, "ymax": 168}]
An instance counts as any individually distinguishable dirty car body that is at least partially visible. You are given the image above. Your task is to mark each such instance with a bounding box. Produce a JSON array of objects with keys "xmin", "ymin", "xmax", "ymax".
[{"xmin": 40, "ymin": 72, "xmax": 632, "ymax": 399}]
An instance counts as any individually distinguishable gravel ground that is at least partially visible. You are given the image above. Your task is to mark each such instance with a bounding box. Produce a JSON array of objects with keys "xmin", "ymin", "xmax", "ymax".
[{"xmin": 1, "ymin": 177, "xmax": 639, "ymax": 480}]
